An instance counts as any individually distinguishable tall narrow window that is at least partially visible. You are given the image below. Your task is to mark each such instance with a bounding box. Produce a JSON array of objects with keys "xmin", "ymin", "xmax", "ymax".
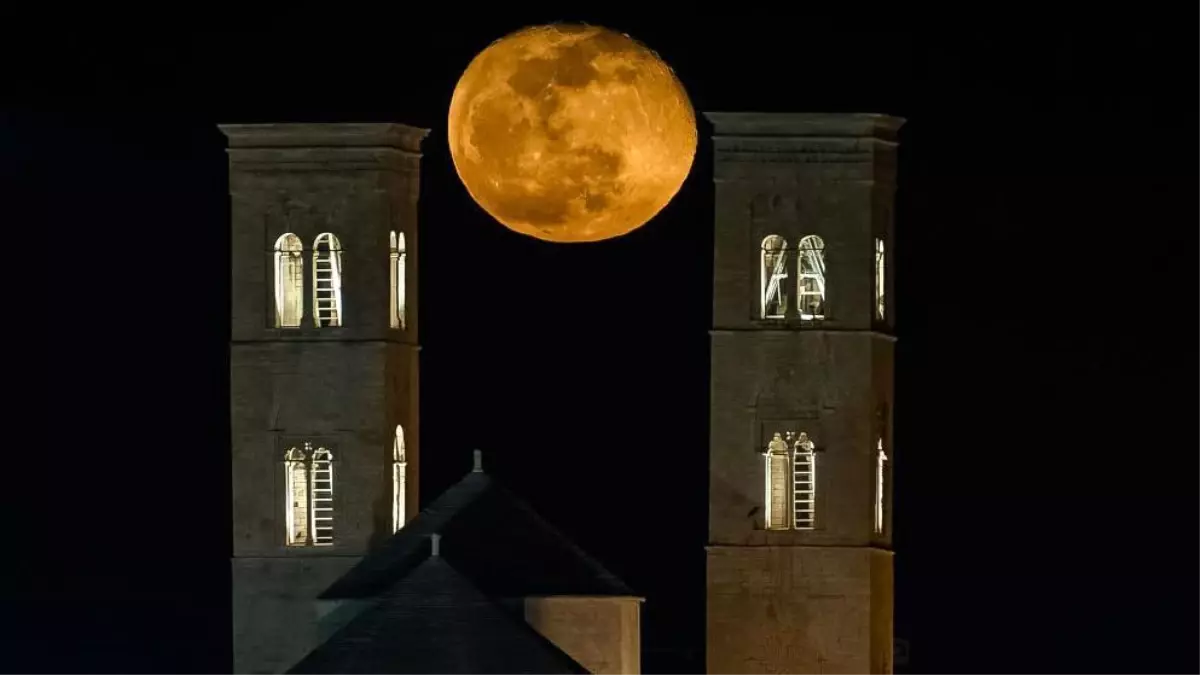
[
  {"xmin": 392, "ymin": 425, "xmax": 407, "ymax": 532},
  {"xmin": 389, "ymin": 232, "xmax": 406, "ymax": 329},
  {"xmin": 273, "ymin": 233, "xmax": 304, "ymax": 327},
  {"xmin": 874, "ymin": 437, "xmax": 888, "ymax": 534},
  {"xmin": 875, "ymin": 237, "xmax": 886, "ymax": 321},
  {"xmin": 313, "ymin": 233, "xmax": 343, "ymax": 327},
  {"xmin": 760, "ymin": 235, "xmax": 789, "ymax": 319},
  {"xmin": 284, "ymin": 442, "xmax": 335, "ymax": 546},
  {"xmin": 797, "ymin": 235, "xmax": 826, "ymax": 320},
  {"xmin": 792, "ymin": 432, "xmax": 817, "ymax": 530},
  {"xmin": 310, "ymin": 448, "xmax": 334, "ymax": 545},
  {"xmin": 284, "ymin": 446, "xmax": 310, "ymax": 546},
  {"xmin": 763, "ymin": 432, "xmax": 792, "ymax": 530}
]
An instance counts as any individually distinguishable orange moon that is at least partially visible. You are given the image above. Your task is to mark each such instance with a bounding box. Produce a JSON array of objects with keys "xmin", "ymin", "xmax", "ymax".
[{"xmin": 448, "ymin": 24, "xmax": 697, "ymax": 243}]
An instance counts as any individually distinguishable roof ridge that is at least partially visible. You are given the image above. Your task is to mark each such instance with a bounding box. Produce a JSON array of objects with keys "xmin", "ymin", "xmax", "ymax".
[
  {"xmin": 291, "ymin": 556, "xmax": 588, "ymax": 674},
  {"xmin": 321, "ymin": 468, "xmax": 636, "ymax": 601}
]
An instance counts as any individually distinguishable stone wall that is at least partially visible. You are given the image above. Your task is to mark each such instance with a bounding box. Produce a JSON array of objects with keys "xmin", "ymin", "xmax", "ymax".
[
  {"xmin": 224, "ymin": 123, "xmax": 428, "ymax": 673},
  {"xmin": 706, "ymin": 546, "xmax": 892, "ymax": 674},
  {"xmin": 232, "ymin": 557, "xmax": 361, "ymax": 674},
  {"xmin": 709, "ymin": 331, "xmax": 894, "ymax": 546},
  {"xmin": 704, "ymin": 113, "xmax": 902, "ymax": 674},
  {"xmin": 524, "ymin": 596, "xmax": 642, "ymax": 674}
]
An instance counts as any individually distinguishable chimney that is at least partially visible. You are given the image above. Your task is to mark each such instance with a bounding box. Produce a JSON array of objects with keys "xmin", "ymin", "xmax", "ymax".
[
  {"xmin": 473, "ymin": 449, "xmax": 483, "ymax": 473},
  {"xmin": 430, "ymin": 533, "xmax": 441, "ymax": 557}
]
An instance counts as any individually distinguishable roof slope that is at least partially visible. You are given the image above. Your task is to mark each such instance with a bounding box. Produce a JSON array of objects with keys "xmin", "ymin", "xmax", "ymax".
[
  {"xmin": 289, "ymin": 557, "xmax": 587, "ymax": 674},
  {"xmin": 321, "ymin": 471, "xmax": 633, "ymax": 600}
]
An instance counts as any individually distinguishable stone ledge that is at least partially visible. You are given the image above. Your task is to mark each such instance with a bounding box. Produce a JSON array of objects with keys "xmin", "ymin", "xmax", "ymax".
[
  {"xmin": 704, "ymin": 112, "xmax": 905, "ymax": 140},
  {"xmin": 220, "ymin": 122, "xmax": 430, "ymax": 152}
]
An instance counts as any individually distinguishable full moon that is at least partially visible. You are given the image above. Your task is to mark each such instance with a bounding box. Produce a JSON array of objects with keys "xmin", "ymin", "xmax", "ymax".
[{"xmin": 448, "ymin": 24, "xmax": 697, "ymax": 243}]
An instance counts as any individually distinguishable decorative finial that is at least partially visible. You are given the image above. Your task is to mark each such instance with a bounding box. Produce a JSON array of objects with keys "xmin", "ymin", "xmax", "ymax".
[
  {"xmin": 473, "ymin": 449, "xmax": 483, "ymax": 473},
  {"xmin": 430, "ymin": 533, "xmax": 441, "ymax": 556}
]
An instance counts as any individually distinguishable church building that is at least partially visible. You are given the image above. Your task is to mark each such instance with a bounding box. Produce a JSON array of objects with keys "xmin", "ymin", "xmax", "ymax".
[
  {"xmin": 222, "ymin": 113, "xmax": 901, "ymax": 673},
  {"xmin": 223, "ymin": 123, "xmax": 640, "ymax": 674}
]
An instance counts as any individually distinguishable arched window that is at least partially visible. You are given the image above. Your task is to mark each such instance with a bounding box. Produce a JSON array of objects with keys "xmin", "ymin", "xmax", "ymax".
[
  {"xmin": 284, "ymin": 445, "xmax": 310, "ymax": 546},
  {"xmin": 273, "ymin": 233, "xmax": 304, "ymax": 327},
  {"xmin": 797, "ymin": 235, "xmax": 826, "ymax": 320},
  {"xmin": 313, "ymin": 233, "xmax": 344, "ymax": 327},
  {"xmin": 875, "ymin": 237, "xmax": 886, "ymax": 321},
  {"xmin": 390, "ymin": 232, "xmax": 406, "ymax": 329},
  {"xmin": 763, "ymin": 432, "xmax": 792, "ymax": 530},
  {"xmin": 284, "ymin": 442, "xmax": 335, "ymax": 547},
  {"xmin": 875, "ymin": 437, "xmax": 888, "ymax": 534},
  {"xmin": 310, "ymin": 448, "xmax": 334, "ymax": 545},
  {"xmin": 760, "ymin": 235, "xmax": 789, "ymax": 319},
  {"xmin": 792, "ymin": 432, "xmax": 817, "ymax": 530},
  {"xmin": 392, "ymin": 425, "xmax": 407, "ymax": 533}
]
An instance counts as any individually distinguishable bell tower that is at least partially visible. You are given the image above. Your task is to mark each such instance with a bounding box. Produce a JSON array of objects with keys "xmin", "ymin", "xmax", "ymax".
[
  {"xmin": 222, "ymin": 123, "xmax": 428, "ymax": 673},
  {"xmin": 704, "ymin": 113, "xmax": 902, "ymax": 674}
]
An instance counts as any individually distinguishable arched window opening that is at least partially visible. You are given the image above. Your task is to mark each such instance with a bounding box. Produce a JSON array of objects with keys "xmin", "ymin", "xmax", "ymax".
[
  {"xmin": 760, "ymin": 235, "xmax": 789, "ymax": 319},
  {"xmin": 875, "ymin": 237, "xmax": 886, "ymax": 321},
  {"xmin": 273, "ymin": 233, "xmax": 304, "ymax": 328},
  {"xmin": 284, "ymin": 445, "xmax": 310, "ymax": 546},
  {"xmin": 313, "ymin": 233, "xmax": 344, "ymax": 327},
  {"xmin": 763, "ymin": 432, "xmax": 792, "ymax": 530},
  {"xmin": 792, "ymin": 432, "xmax": 817, "ymax": 530},
  {"xmin": 310, "ymin": 448, "xmax": 335, "ymax": 545},
  {"xmin": 797, "ymin": 235, "xmax": 826, "ymax": 320},
  {"xmin": 392, "ymin": 425, "xmax": 407, "ymax": 533},
  {"xmin": 875, "ymin": 437, "xmax": 888, "ymax": 534},
  {"xmin": 284, "ymin": 443, "xmax": 335, "ymax": 547},
  {"xmin": 390, "ymin": 232, "xmax": 406, "ymax": 329}
]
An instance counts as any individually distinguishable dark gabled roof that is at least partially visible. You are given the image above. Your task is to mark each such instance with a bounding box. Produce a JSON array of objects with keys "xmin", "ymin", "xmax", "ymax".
[
  {"xmin": 321, "ymin": 470, "xmax": 634, "ymax": 600},
  {"xmin": 320, "ymin": 471, "xmax": 491, "ymax": 599},
  {"xmin": 289, "ymin": 557, "xmax": 588, "ymax": 674}
]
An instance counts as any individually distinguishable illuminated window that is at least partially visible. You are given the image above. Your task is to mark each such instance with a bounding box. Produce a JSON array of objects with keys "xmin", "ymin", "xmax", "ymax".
[
  {"xmin": 797, "ymin": 235, "xmax": 826, "ymax": 320},
  {"xmin": 874, "ymin": 437, "xmax": 888, "ymax": 534},
  {"xmin": 792, "ymin": 432, "xmax": 817, "ymax": 530},
  {"xmin": 313, "ymin": 233, "xmax": 343, "ymax": 327},
  {"xmin": 284, "ymin": 446, "xmax": 310, "ymax": 546},
  {"xmin": 389, "ymin": 232, "xmax": 406, "ymax": 329},
  {"xmin": 760, "ymin": 235, "xmax": 789, "ymax": 319},
  {"xmin": 273, "ymin": 233, "xmax": 304, "ymax": 327},
  {"xmin": 284, "ymin": 442, "xmax": 335, "ymax": 547},
  {"xmin": 392, "ymin": 425, "xmax": 407, "ymax": 533},
  {"xmin": 763, "ymin": 432, "xmax": 791, "ymax": 530},
  {"xmin": 875, "ymin": 237, "xmax": 886, "ymax": 321}
]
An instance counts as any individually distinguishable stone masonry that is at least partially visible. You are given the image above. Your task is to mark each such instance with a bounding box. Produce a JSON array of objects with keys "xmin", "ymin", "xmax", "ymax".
[
  {"xmin": 223, "ymin": 123, "xmax": 428, "ymax": 673},
  {"xmin": 704, "ymin": 113, "xmax": 903, "ymax": 674}
]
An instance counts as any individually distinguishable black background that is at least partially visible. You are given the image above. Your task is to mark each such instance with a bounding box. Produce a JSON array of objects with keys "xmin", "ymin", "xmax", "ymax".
[{"xmin": 3, "ymin": 10, "xmax": 1197, "ymax": 673}]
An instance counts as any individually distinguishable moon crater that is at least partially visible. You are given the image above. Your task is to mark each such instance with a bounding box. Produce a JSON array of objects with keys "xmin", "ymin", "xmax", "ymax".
[{"xmin": 449, "ymin": 24, "xmax": 697, "ymax": 242}]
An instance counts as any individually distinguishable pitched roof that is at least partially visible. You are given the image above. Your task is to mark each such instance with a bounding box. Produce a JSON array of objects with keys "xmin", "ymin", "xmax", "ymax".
[
  {"xmin": 320, "ymin": 470, "xmax": 634, "ymax": 600},
  {"xmin": 289, "ymin": 557, "xmax": 588, "ymax": 674}
]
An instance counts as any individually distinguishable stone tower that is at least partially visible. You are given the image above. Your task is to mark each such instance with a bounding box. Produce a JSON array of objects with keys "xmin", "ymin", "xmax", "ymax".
[
  {"xmin": 222, "ymin": 123, "xmax": 428, "ymax": 673},
  {"xmin": 704, "ymin": 113, "xmax": 902, "ymax": 674}
]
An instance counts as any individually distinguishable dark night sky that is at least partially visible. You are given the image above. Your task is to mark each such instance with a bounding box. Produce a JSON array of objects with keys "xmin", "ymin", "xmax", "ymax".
[{"xmin": 3, "ymin": 11, "xmax": 1197, "ymax": 674}]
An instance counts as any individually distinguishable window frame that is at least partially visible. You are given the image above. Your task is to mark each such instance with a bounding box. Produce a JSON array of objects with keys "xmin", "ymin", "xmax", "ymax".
[
  {"xmin": 392, "ymin": 425, "xmax": 407, "ymax": 533},
  {"xmin": 312, "ymin": 233, "xmax": 344, "ymax": 328},
  {"xmin": 760, "ymin": 234, "xmax": 790, "ymax": 320},
  {"xmin": 272, "ymin": 233, "xmax": 305, "ymax": 328},
  {"xmin": 282, "ymin": 441, "xmax": 337, "ymax": 548},
  {"xmin": 795, "ymin": 234, "xmax": 827, "ymax": 322},
  {"xmin": 389, "ymin": 231, "xmax": 407, "ymax": 330}
]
